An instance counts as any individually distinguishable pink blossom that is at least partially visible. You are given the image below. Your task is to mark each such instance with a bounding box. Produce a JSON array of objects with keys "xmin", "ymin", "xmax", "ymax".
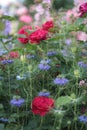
[
  {"xmin": 16, "ymin": 7, "xmax": 28, "ymax": 16},
  {"xmin": 66, "ymin": 8, "xmax": 79, "ymax": 23},
  {"xmin": 42, "ymin": 0, "xmax": 51, "ymax": 4},
  {"xmin": 76, "ymin": 31, "xmax": 87, "ymax": 42},
  {"xmin": 19, "ymin": 15, "xmax": 32, "ymax": 23}
]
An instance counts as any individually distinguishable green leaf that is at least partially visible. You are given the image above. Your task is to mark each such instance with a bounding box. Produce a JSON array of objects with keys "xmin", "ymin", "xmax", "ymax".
[
  {"xmin": 0, "ymin": 104, "xmax": 3, "ymax": 109},
  {"xmin": 55, "ymin": 96, "xmax": 71, "ymax": 107},
  {"xmin": 0, "ymin": 15, "xmax": 16, "ymax": 21},
  {"xmin": 0, "ymin": 124, "xmax": 4, "ymax": 130},
  {"xmin": 75, "ymin": 18, "xmax": 84, "ymax": 26}
]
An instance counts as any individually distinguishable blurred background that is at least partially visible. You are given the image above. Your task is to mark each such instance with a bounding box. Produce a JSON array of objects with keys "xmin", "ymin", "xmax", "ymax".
[{"xmin": 0, "ymin": 0, "xmax": 74, "ymax": 32}]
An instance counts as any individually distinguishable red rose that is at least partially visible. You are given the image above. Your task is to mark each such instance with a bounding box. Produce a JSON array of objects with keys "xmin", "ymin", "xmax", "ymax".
[
  {"xmin": 9, "ymin": 51, "xmax": 19, "ymax": 58},
  {"xmin": 18, "ymin": 26, "xmax": 32, "ymax": 44},
  {"xmin": 29, "ymin": 29, "xmax": 48, "ymax": 44},
  {"xmin": 42, "ymin": 21, "xmax": 54, "ymax": 31},
  {"xmin": 79, "ymin": 3, "xmax": 87, "ymax": 17},
  {"xmin": 32, "ymin": 96, "xmax": 54, "ymax": 116}
]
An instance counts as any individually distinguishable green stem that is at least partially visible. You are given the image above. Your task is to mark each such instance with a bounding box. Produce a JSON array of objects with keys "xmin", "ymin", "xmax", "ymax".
[
  {"xmin": 39, "ymin": 117, "xmax": 43, "ymax": 129},
  {"xmin": 7, "ymin": 66, "xmax": 11, "ymax": 98},
  {"xmin": 1, "ymin": 40, "xmax": 9, "ymax": 52}
]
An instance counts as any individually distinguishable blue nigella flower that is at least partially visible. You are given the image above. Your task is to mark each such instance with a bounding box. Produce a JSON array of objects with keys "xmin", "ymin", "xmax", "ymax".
[
  {"xmin": 0, "ymin": 50, "xmax": 8, "ymax": 56},
  {"xmin": 78, "ymin": 61, "xmax": 87, "ymax": 69},
  {"xmin": 54, "ymin": 77, "xmax": 69, "ymax": 85},
  {"xmin": 78, "ymin": 115, "xmax": 87, "ymax": 123},
  {"xmin": 0, "ymin": 117, "xmax": 8, "ymax": 122},
  {"xmin": 61, "ymin": 50, "xmax": 68, "ymax": 57},
  {"xmin": 65, "ymin": 39, "xmax": 71, "ymax": 45},
  {"xmin": 47, "ymin": 51, "xmax": 57, "ymax": 56},
  {"xmin": 2, "ymin": 13, "xmax": 11, "ymax": 36},
  {"xmin": 38, "ymin": 64, "xmax": 51, "ymax": 70},
  {"xmin": 10, "ymin": 98, "xmax": 25, "ymax": 107},
  {"xmin": 16, "ymin": 75, "xmax": 26, "ymax": 80},
  {"xmin": 38, "ymin": 59, "xmax": 51, "ymax": 70},
  {"xmin": 26, "ymin": 54, "xmax": 35, "ymax": 59},
  {"xmin": 4, "ymin": 20, "xmax": 11, "ymax": 36},
  {"xmin": 38, "ymin": 91, "xmax": 50, "ymax": 97},
  {"xmin": 1, "ymin": 60, "xmax": 14, "ymax": 65}
]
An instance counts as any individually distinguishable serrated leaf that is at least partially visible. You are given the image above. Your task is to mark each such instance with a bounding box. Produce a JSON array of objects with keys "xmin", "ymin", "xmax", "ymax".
[{"xmin": 55, "ymin": 96, "xmax": 71, "ymax": 107}]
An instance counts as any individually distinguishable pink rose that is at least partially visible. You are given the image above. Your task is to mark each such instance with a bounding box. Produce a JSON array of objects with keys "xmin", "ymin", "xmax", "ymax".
[
  {"xmin": 19, "ymin": 15, "xmax": 32, "ymax": 23},
  {"xmin": 79, "ymin": 2, "xmax": 87, "ymax": 17},
  {"xmin": 16, "ymin": 7, "xmax": 28, "ymax": 16},
  {"xmin": 9, "ymin": 51, "xmax": 19, "ymax": 58}
]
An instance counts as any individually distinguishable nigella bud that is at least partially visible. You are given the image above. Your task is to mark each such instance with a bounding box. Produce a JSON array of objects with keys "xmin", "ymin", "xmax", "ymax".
[{"xmin": 20, "ymin": 55, "xmax": 26, "ymax": 62}]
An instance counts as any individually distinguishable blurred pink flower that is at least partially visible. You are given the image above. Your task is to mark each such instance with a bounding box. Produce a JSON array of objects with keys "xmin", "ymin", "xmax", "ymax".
[
  {"xmin": 16, "ymin": 7, "xmax": 28, "ymax": 16},
  {"xmin": 66, "ymin": 10, "xmax": 73, "ymax": 22},
  {"xmin": 0, "ymin": 9, "xmax": 4, "ymax": 15},
  {"xmin": 35, "ymin": 4, "xmax": 44, "ymax": 14},
  {"xmin": 66, "ymin": 8, "xmax": 79, "ymax": 23},
  {"xmin": 34, "ymin": 14, "xmax": 40, "ymax": 21},
  {"xmin": 42, "ymin": 0, "xmax": 51, "ymax": 4},
  {"xmin": 19, "ymin": 15, "xmax": 32, "ymax": 23},
  {"xmin": 79, "ymin": 80, "xmax": 86, "ymax": 86},
  {"xmin": 76, "ymin": 31, "xmax": 87, "ymax": 42}
]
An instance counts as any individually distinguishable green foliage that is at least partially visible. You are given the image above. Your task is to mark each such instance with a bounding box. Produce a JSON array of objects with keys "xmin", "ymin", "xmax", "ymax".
[
  {"xmin": 0, "ymin": 15, "xmax": 16, "ymax": 21},
  {"xmin": 55, "ymin": 96, "xmax": 72, "ymax": 107},
  {"xmin": 0, "ymin": 124, "xmax": 4, "ymax": 130},
  {"xmin": 53, "ymin": 0, "xmax": 74, "ymax": 10}
]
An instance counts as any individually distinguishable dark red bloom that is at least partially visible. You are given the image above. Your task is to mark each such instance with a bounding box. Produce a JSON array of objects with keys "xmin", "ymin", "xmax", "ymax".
[
  {"xmin": 9, "ymin": 51, "xmax": 19, "ymax": 58},
  {"xmin": 29, "ymin": 29, "xmax": 48, "ymax": 44},
  {"xmin": 32, "ymin": 96, "xmax": 54, "ymax": 116},
  {"xmin": 42, "ymin": 21, "xmax": 54, "ymax": 31},
  {"xmin": 79, "ymin": 3, "xmax": 87, "ymax": 17},
  {"xmin": 18, "ymin": 26, "xmax": 32, "ymax": 44}
]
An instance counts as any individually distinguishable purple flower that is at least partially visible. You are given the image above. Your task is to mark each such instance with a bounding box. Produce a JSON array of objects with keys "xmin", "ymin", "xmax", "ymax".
[
  {"xmin": 0, "ymin": 50, "xmax": 8, "ymax": 56},
  {"xmin": 78, "ymin": 61, "xmax": 87, "ymax": 68},
  {"xmin": 54, "ymin": 77, "xmax": 69, "ymax": 85},
  {"xmin": 38, "ymin": 59, "xmax": 51, "ymax": 70},
  {"xmin": 10, "ymin": 98, "xmax": 25, "ymax": 107},
  {"xmin": 38, "ymin": 63, "xmax": 51, "ymax": 70},
  {"xmin": 47, "ymin": 51, "xmax": 57, "ymax": 56},
  {"xmin": 61, "ymin": 50, "xmax": 68, "ymax": 57},
  {"xmin": 2, "ymin": 13, "xmax": 11, "ymax": 36},
  {"xmin": 65, "ymin": 39, "xmax": 71, "ymax": 45},
  {"xmin": 26, "ymin": 54, "xmax": 35, "ymax": 59},
  {"xmin": 78, "ymin": 115, "xmax": 87, "ymax": 123},
  {"xmin": 4, "ymin": 20, "xmax": 11, "ymax": 36},
  {"xmin": 1, "ymin": 60, "xmax": 14, "ymax": 65},
  {"xmin": 38, "ymin": 91, "xmax": 50, "ymax": 97},
  {"xmin": 0, "ymin": 117, "xmax": 8, "ymax": 122}
]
